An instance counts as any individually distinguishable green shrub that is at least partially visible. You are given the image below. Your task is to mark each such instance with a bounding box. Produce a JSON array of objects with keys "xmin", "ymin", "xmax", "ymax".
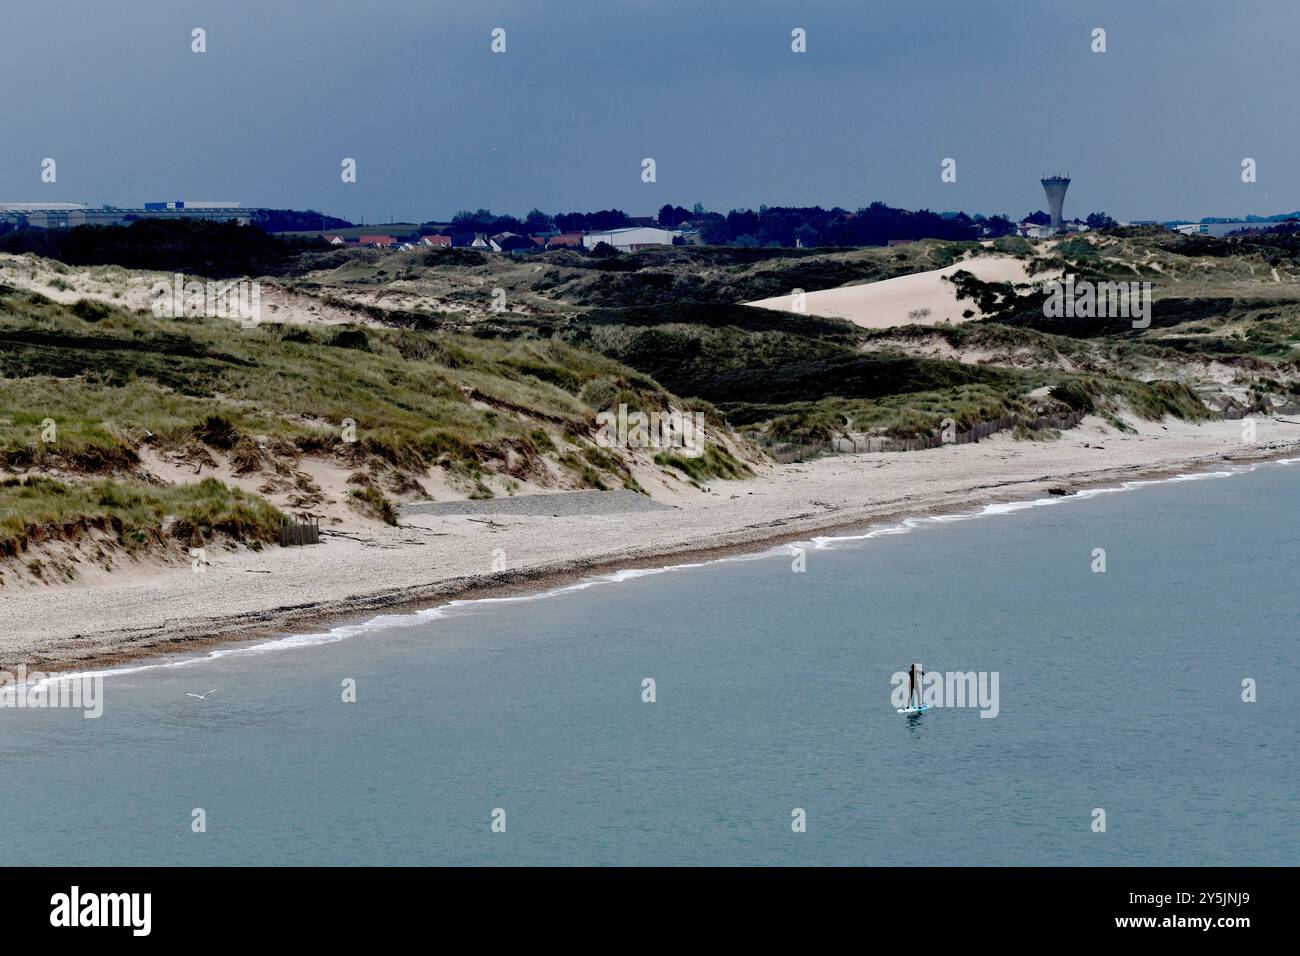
[{"xmin": 348, "ymin": 486, "xmax": 398, "ymax": 525}]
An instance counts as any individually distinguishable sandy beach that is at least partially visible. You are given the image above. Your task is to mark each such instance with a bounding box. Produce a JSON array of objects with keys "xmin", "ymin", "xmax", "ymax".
[{"xmin": 5, "ymin": 415, "xmax": 1297, "ymax": 672}]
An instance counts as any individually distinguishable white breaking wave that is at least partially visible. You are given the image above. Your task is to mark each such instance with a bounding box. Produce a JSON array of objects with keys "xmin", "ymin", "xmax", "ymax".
[{"xmin": 781, "ymin": 462, "xmax": 1259, "ymax": 554}]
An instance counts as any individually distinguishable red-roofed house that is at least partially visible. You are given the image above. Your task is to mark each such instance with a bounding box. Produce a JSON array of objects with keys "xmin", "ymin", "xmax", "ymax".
[
  {"xmin": 359, "ymin": 235, "xmax": 395, "ymax": 248},
  {"xmin": 546, "ymin": 232, "xmax": 584, "ymax": 249},
  {"xmin": 420, "ymin": 235, "xmax": 451, "ymax": 248}
]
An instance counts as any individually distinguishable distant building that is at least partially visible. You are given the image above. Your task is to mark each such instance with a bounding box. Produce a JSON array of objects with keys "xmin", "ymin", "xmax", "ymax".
[
  {"xmin": 546, "ymin": 232, "xmax": 584, "ymax": 249},
  {"xmin": 1016, "ymin": 222, "xmax": 1056, "ymax": 240},
  {"xmin": 324, "ymin": 234, "xmax": 347, "ymax": 244},
  {"xmin": 25, "ymin": 210, "xmax": 74, "ymax": 228},
  {"xmin": 145, "ymin": 201, "xmax": 242, "ymax": 210},
  {"xmin": 0, "ymin": 202, "xmax": 89, "ymax": 212},
  {"xmin": 1016, "ymin": 218, "xmax": 1088, "ymax": 239},
  {"xmin": 67, "ymin": 208, "xmax": 140, "ymax": 227},
  {"xmin": 358, "ymin": 235, "xmax": 395, "ymax": 248},
  {"xmin": 489, "ymin": 231, "xmax": 534, "ymax": 253},
  {"xmin": 2, "ymin": 200, "xmax": 248, "ymax": 229},
  {"xmin": 581, "ymin": 226, "xmax": 678, "ymax": 252},
  {"xmin": 420, "ymin": 235, "xmax": 451, "ymax": 248},
  {"xmin": 1201, "ymin": 219, "xmax": 1300, "ymax": 238},
  {"xmin": 135, "ymin": 202, "xmax": 249, "ymax": 224}
]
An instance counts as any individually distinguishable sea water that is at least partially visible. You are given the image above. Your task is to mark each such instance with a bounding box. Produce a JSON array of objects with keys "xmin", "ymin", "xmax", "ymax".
[{"xmin": 1, "ymin": 460, "xmax": 1296, "ymax": 865}]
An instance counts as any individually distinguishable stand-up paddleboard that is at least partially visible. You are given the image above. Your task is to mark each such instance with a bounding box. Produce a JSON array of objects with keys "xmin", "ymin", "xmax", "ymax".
[{"xmin": 898, "ymin": 662, "xmax": 928, "ymax": 715}]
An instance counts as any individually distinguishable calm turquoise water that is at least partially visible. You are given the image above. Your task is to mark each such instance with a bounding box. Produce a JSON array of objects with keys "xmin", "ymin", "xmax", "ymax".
[{"xmin": 2, "ymin": 461, "xmax": 1296, "ymax": 866}]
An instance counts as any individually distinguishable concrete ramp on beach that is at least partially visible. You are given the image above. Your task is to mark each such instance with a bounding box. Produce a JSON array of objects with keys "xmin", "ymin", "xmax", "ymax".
[{"xmin": 744, "ymin": 255, "xmax": 1044, "ymax": 329}]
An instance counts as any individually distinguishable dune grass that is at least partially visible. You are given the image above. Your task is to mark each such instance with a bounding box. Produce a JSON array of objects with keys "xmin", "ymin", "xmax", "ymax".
[
  {"xmin": 0, "ymin": 286, "xmax": 678, "ymax": 486},
  {"xmin": 0, "ymin": 475, "xmax": 283, "ymax": 557},
  {"xmin": 654, "ymin": 445, "xmax": 752, "ymax": 484}
]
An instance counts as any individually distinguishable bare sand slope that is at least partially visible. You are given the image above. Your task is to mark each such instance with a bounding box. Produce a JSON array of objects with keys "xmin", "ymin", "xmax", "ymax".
[
  {"xmin": 745, "ymin": 255, "xmax": 1050, "ymax": 327},
  {"xmin": 0, "ymin": 253, "xmax": 375, "ymax": 328},
  {"xmin": 3, "ymin": 417, "xmax": 1297, "ymax": 671}
]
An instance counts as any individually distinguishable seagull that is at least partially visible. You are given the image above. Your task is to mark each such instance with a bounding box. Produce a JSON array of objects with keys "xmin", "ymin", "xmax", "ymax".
[{"xmin": 186, "ymin": 689, "xmax": 217, "ymax": 700}]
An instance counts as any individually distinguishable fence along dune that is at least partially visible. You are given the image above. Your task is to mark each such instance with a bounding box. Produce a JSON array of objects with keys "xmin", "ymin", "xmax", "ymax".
[{"xmin": 279, "ymin": 514, "xmax": 320, "ymax": 546}]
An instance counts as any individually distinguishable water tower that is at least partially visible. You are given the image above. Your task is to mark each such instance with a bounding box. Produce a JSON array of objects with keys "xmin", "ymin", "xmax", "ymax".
[{"xmin": 1041, "ymin": 174, "xmax": 1070, "ymax": 234}]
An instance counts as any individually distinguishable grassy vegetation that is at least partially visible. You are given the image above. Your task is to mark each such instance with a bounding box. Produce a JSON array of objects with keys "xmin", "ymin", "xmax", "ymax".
[
  {"xmin": 738, "ymin": 383, "xmax": 1023, "ymax": 443},
  {"xmin": 654, "ymin": 445, "xmax": 752, "ymax": 485},
  {"xmin": 12, "ymin": 232, "xmax": 1291, "ymax": 470},
  {"xmin": 6, "ymin": 226, "xmax": 1298, "ymax": 590},
  {"xmin": 0, "ymin": 286, "xmax": 679, "ymax": 488},
  {"xmin": 2, "ymin": 280, "xmax": 747, "ymax": 567},
  {"xmin": 1012, "ymin": 423, "xmax": 1059, "ymax": 441},
  {"xmin": 1097, "ymin": 378, "xmax": 1215, "ymax": 422},
  {"xmin": 347, "ymin": 485, "xmax": 398, "ymax": 525},
  {"xmin": 1047, "ymin": 380, "xmax": 1095, "ymax": 413},
  {"xmin": 298, "ymin": 240, "xmax": 969, "ymax": 320},
  {"xmin": 5, "ymin": 226, "xmax": 1299, "ymax": 568},
  {"xmin": 559, "ymin": 302, "xmax": 1027, "ymax": 440},
  {"xmin": 0, "ymin": 475, "xmax": 282, "ymax": 558},
  {"xmin": 282, "ymin": 231, "xmax": 1300, "ymax": 439},
  {"xmin": 504, "ymin": 236, "xmax": 1294, "ymax": 439}
]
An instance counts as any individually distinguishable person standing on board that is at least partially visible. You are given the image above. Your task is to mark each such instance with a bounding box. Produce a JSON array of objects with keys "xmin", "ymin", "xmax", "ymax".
[{"xmin": 907, "ymin": 662, "xmax": 923, "ymax": 709}]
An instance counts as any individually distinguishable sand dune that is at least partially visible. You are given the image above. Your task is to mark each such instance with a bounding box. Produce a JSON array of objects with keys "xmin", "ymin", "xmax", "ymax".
[
  {"xmin": 745, "ymin": 255, "xmax": 1051, "ymax": 328},
  {"xmin": 0, "ymin": 253, "xmax": 375, "ymax": 328}
]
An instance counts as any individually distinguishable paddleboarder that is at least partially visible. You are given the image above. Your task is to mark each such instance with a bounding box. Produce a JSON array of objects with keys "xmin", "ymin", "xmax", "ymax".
[{"xmin": 907, "ymin": 662, "xmax": 923, "ymax": 709}]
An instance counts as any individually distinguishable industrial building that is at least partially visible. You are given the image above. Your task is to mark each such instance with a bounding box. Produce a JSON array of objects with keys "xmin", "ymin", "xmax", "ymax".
[
  {"xmin": 0, "ymin": 202, "xmax": 89, "ymax": 229},
  {"xmin": 580, "ymin": 226, "xmax": 678, "ymax": 252},
  {"xmin": 0, "ymin": 202, "xmax": 88, "ymax": 213},
  {"xmin": 1179, "ymin": 219, "xmax": 1299, "ymax": 238},
  {"xmin": 0, "ymin": 201, "xmax": 250, "ymax": 229},
  {"xmin": 144, "ymin": 201, "xmax": 242, "ymax": 210},
  {"xmin": 130, "ymin": 206, "xmax": 250, "ymax": 225}
]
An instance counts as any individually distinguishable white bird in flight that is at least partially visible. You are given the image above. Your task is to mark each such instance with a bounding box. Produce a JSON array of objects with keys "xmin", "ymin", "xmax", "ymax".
[{"xmin": 187, "ymin": 689, "xmax": 217, "ymax": 700}]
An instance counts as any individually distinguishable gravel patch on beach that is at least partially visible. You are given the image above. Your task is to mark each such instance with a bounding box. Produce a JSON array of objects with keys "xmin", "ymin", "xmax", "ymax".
[{"xmin": 401, "ymin": 490, "xmax": 674, "ymax": 517}]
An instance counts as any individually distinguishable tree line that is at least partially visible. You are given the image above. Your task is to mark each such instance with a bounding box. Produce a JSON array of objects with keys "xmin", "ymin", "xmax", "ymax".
[{"xmin": 433, "ymin": 202, "xmax": 1117, "ymax": 247}]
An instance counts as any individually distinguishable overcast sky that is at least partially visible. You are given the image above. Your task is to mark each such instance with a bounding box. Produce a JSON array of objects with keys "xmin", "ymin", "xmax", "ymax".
[{"xmin": 4, "ymin": 0, "xmax": 1296, "ymax": 223}]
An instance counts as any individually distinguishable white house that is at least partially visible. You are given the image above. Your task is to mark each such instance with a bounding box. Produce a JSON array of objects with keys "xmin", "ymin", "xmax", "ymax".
[
  {"xmin": 1016, "ymin": 222, "xmax": 1056, "ymax": 239},
  {"xmin": 581, "ymin": 226, "xmax": 678, "ymax": 252}
]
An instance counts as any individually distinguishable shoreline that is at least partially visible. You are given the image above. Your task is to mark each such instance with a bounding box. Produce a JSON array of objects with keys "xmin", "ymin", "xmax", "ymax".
[{"xmin": 11, "ymin": 419, "xmax": 1299, "ymax": 676}]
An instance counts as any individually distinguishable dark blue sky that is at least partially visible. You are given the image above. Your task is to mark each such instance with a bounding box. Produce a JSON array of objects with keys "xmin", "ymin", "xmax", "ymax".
[{"xmin": 4, "ymin": 0, "xmax": 1296, "ymax": 223}]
